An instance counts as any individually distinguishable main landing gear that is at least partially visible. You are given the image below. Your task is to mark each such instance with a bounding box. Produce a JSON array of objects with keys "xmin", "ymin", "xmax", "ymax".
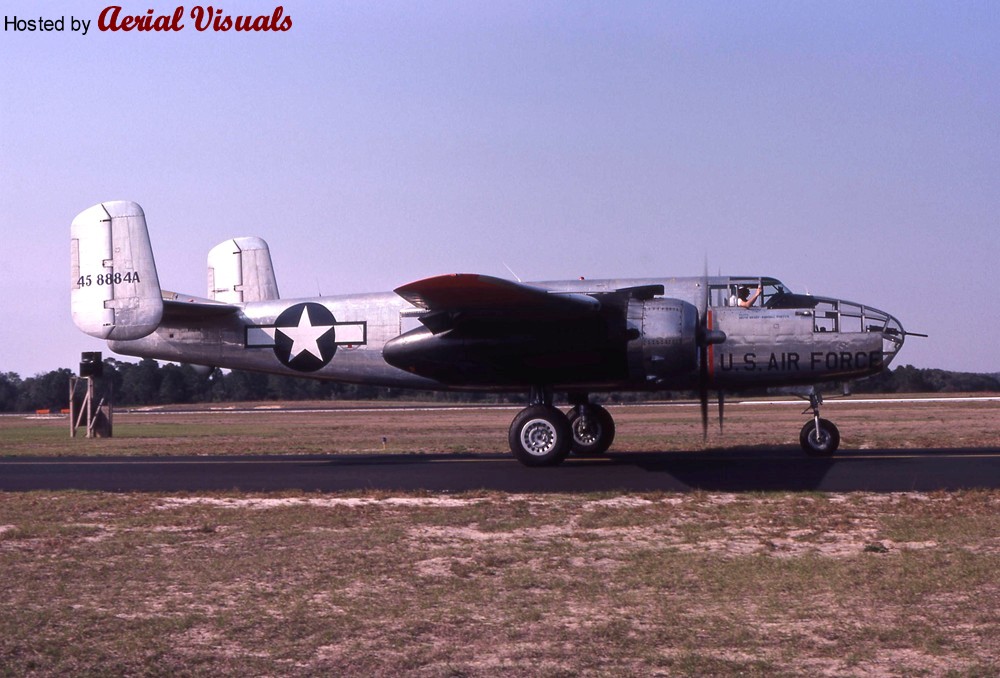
[
  {"xmin": 508, "ymin": 389, "xmax": 616, "ymax": 466},
  {"xmin": 799, "ymin": 392, "xmax": 840, "ymax": 456}
]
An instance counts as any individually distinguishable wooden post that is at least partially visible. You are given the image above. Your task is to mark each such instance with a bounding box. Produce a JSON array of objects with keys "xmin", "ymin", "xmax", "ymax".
[{"xmin": 70, "ymin": 373, "xmax": 112, "ymax": 438}]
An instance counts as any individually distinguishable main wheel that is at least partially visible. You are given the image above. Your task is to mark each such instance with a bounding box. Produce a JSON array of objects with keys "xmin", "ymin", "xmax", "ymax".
[
  {"xmin": 799, "ymin": 418, "xmax": 840, "ymax": 456},
  {"xmin": 567, "ymin": 405, "xmax": 616, "ymax": 456},
  {"xmin": 509, "ymin": 405, "xmax": 572, "ymax": 467}
]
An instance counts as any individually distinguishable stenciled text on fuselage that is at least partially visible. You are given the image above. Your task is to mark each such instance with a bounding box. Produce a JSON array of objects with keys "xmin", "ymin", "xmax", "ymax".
[{"xmin": 719, "ymin": 350, "xmax": 884, "ymax": 374}]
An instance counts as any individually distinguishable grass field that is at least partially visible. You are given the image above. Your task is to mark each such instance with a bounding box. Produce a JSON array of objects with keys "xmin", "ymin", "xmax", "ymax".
[
  {"xmin": 3, "ymin": 395, "xmax": 998, "ymax": 457},
  {"xmin": 1, "ymin": 397, "xmax": 998, "ymax": 676}
]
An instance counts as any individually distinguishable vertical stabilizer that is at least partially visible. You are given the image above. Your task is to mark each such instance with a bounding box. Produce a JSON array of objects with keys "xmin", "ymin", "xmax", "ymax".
[
  {"xmin": 207, "ymin": 237, "xmax": 280, "ymax": 303},
  {"xmin": 70, "ymin": 201, "xmax": 163, "ymax": 339}
]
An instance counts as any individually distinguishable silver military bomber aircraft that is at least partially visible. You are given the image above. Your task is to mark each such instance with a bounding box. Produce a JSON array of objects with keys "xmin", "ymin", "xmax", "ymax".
[{"xmin": 71, "ymin": 200, "xmax": 915, "ymax": 466}]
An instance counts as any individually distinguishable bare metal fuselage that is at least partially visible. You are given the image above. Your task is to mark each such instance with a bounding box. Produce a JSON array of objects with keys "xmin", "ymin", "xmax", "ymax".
[{"xmin": 110, "ymin": 276, "xmax": 901, "ymax": 394}]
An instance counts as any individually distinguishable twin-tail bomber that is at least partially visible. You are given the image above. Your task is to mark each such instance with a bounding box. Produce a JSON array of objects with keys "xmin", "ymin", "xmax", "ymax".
[{"xmin": 71, "ymin": 201, "xmax": 917, "ymax": 466}]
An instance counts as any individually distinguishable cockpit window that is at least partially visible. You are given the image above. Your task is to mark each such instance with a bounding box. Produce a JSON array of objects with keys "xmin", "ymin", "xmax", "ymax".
[
  {"xmin": 711, "ymin": 277, "xmax": 791, "ymax": 308},
  {"xmin": 709, "ymin": 285, "xmax": 733, "ymax": 307}
]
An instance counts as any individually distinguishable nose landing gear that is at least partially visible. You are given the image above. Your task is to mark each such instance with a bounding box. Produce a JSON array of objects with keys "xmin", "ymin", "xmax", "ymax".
[{"xmin": 800, "ymin": 392, "xmax": 840, "ymax": 456}]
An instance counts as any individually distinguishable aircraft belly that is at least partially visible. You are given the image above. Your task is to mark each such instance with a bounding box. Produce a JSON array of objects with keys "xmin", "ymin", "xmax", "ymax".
[{"xmin": 109, "ymin": 326, "xmax": 225, "ymax": 364}]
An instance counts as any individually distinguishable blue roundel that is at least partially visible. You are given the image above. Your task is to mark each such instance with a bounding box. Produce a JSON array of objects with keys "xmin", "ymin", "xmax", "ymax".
[{"xmin": 271, "ymin": 303, "xmax": 338, "ymax": 372}]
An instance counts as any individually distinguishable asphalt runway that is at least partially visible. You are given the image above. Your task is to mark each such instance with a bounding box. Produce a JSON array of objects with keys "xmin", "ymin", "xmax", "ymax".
[{"xmin": 2, "ymin": 446, "xmax": 999, "ymax": 493}]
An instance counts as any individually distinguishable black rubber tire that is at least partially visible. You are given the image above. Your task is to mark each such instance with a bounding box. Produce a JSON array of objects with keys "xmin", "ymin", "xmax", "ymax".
[
  {"xmin": 800, "ymin": 418, "xmax": 840, "ymax": 456},
  {"xmin": 508, "ymin": 405, "xmax": 572, "ymax": 467},
  {"xmin": 567, "ymin": 405, "xmax": 616, "ymax": 456}
]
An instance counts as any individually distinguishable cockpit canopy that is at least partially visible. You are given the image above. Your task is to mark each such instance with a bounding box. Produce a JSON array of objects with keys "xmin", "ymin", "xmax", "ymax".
[{"xmin": 709, "ymin": 277, "xmax": 804, "ymax": 309}]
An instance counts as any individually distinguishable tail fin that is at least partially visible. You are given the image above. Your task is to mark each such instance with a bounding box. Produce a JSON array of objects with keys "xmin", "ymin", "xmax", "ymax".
[
  {"xmin": 207, "ymin": 237, "xmax": 280, "ymax": 303},
  {"xmin": 70, "ymin": 201, "xmax": 163, "ymax": 339}
]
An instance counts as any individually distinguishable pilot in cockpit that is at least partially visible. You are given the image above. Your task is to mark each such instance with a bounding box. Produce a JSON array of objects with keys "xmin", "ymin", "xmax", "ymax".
[{"xmin": 735, "ymin": 284, "xmax": 762, "ymax": 308}]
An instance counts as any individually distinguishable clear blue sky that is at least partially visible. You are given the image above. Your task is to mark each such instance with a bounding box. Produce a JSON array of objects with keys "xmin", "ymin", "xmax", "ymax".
[{"xmin": 2, "ymin": 1, "xmax": 998, "ymax": 377}]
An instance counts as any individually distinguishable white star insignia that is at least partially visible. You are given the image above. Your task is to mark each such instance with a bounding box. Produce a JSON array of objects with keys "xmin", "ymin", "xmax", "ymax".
[{"xmin": 276, "ymin": 307, "xmax": 333, "ymax": 360}]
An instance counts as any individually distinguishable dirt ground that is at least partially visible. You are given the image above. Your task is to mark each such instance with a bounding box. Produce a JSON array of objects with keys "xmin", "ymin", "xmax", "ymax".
[{"xmin": 1, "ymin": 490, "xmax": 998, "ymax": 676}]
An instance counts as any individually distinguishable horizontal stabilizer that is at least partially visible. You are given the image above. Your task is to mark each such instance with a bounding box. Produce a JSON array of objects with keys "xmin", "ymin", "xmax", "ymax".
[
  {"xmin": 70, "ymin": 201, "xmax": 163, "ymax": 340},
  {"xmin": 208, "ymin": 237, "xmax": 279, "ymax": 303},
  {"xmin": 161, "ymin": 291, "xmax": 240, "ymax": 322}
]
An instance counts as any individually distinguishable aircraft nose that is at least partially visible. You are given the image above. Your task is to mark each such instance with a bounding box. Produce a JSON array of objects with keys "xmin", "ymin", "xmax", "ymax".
[{"xmin": 873, "ymin": 308, "xmax": 906, "ymax": 366}]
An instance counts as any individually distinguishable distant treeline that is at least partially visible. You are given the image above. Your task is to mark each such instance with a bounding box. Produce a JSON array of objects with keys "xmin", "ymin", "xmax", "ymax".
[{"xmin": 1, "ymin": 359, "xmax": 997, "ymax": 413}]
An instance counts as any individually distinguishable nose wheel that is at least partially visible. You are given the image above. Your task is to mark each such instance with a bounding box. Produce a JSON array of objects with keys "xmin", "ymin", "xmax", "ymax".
[{"xmin": 800, "ymin": 392, "xmax": 840, "ymax": 456}]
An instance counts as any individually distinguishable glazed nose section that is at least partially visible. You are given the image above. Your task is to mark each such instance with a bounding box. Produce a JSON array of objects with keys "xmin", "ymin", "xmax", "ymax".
[
  {"xmin": 871, "ymin": 308, "xmax": 906, "ymax": 366},
  {"xmin": 814, "ymin": 296, "xmax": 908, "ymax": 368}
]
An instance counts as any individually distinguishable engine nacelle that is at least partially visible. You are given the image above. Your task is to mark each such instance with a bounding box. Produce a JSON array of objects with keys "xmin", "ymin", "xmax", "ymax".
[
  {"xmin": 384, "ymin": 294, "xmax": 701, "ymax": 389},
  {"xmin": 626, "ymin": 298, "xmax": 698, "ymax": 384}
]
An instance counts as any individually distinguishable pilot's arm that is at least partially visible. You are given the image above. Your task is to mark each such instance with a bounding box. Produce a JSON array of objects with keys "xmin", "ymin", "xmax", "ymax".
[{"xmin": 739, "ymin": 285, "xmax": 763, "ymax": 308}]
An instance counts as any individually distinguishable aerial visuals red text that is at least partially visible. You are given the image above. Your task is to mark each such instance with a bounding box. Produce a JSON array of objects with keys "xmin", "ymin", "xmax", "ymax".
[{"xmin": 98, "ymin": 6, "xmax": 293, "ymax": 32}]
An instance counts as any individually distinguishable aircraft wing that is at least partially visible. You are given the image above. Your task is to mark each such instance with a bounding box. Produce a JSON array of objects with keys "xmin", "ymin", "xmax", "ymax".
[
  {"xmin": 395, "ymin": 273, "xmax": 600, "ymax": 319},
  {"xmin": 386, "ymin": 274, "xmax": 624, "ymax": 382}
]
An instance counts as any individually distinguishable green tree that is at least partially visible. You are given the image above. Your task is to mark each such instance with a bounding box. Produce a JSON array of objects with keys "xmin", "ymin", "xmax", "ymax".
[
  {"xmin": 220, "ymin": 370, "xmax": 270, "ymax": 401},
  {"xmin": 0, "ymin": 372, "xmax": 22, "ymax": 412},
  {"xmin": 118, "ymin": 358, "xmax": 162, "ymax": 405},
  {"xmin": 18, "ymin": 369, "xmax": 74, "ymax": 411}
]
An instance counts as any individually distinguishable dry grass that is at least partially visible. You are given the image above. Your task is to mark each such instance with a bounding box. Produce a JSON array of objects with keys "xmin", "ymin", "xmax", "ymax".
[
  {"xmin": 0, "ymin": 491, "xmax": 998, "ymax": 676},
  {"xmin": 2, "ymin": 395, "xmax": 998, "ymax": 457}
]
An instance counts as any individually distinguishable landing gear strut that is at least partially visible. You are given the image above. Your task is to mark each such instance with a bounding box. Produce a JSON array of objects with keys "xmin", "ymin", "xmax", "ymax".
[{"xmin": 799, "ymin": 392, "xmax": 840, "ymax": 456}]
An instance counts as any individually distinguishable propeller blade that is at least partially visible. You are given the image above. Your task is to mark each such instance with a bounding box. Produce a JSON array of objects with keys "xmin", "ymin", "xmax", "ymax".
[
  {"xmin": 700, "ymin": 257, "xmax": 709, "ymax": 318},
  {"xmin": 699, "ymin": 258, "xmax": 710, "ymax": 441},
  {"xmin": 699, "ymin": 371, "xmax": 709, "ymax": 440},
  {"xmin": 718, "ymin": 391, "xmax": 725, "ymax": 434}
]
